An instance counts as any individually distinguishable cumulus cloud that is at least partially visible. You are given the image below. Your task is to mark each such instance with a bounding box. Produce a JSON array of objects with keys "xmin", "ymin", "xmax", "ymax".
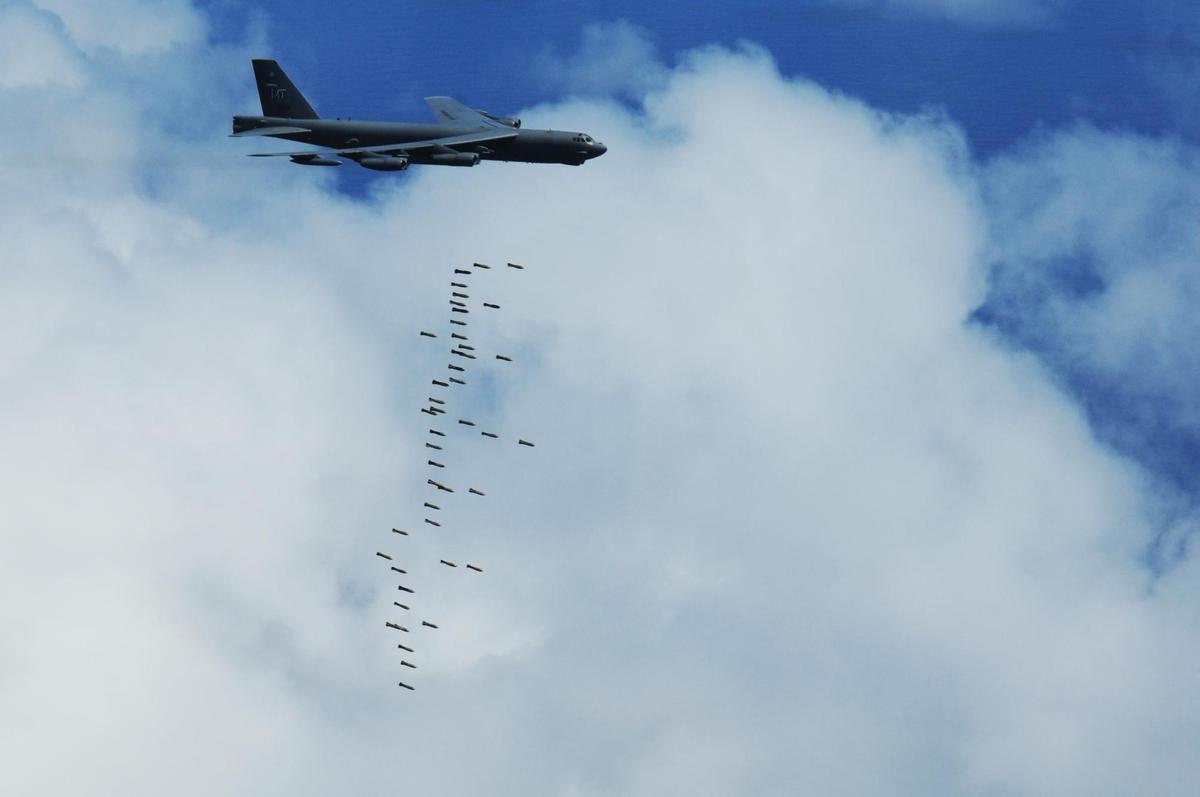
[
  {"xmin": 826, "ymin": 0, "xmax": 1064, "ymax": 27},
  {"xmin": 977, "ymin": 126, "xmax": 1200, "ymax": 563},
  {"xmin": 31, "ymin": 0, "xmax": 205, "ymax": 55},
  {"xmin": 533, "ymin": 20, "xmax": 668, "ymax": 99},
  {"xmin": 4, "ymin": 5, "xmax": 1200, "ymax": 797},
  {"xmin": 0, "ymin": 3, "xmax": 87, "ymax": 89}
]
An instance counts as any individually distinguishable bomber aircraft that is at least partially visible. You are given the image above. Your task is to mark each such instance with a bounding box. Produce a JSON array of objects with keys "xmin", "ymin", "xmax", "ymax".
[{"xmin": 232, "ymin": 60, "xmax": 607, "ymax": 171}]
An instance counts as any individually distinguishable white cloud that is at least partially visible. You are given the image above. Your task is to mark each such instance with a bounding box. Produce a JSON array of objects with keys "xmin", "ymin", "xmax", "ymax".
[
  {"xmin": 533, "ymin": 20, "xmax": 668, "ymax": 99},
  {"xmin": 980, "ymin": 126, "xmax": 1200, "ymax": 561},
  {"xmin": 3, "ymin": 7, "xmax": 1199, "ymax": 797},
  {"xmin": 0, "ymin": 3, "xmax": 86, "ymax": 89},
  {"xmin": 32, "ymin": 0, "xmax": 205, "ymax": 56},
  {"xmin": 827, "ymin": 0, "xmax": 1064, "ymax": 27}
]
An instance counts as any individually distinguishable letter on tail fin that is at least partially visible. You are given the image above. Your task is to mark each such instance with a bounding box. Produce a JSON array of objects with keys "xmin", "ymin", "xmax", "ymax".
[{"xmin": 252, "ymin": 59, "xmax": 319, "ymax": 120}]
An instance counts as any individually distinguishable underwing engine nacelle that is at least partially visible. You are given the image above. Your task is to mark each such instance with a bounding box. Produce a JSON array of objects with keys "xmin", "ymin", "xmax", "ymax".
[
  {"xmin": 358, "ymin": 156, "xmax": 410, "ymax": 171},
  {"xmin": 426, "ymin": 152, "xmax": 480, "ymax": 167}
]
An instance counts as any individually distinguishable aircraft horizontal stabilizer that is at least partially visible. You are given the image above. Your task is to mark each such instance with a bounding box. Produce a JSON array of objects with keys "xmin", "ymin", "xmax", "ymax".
[{"xmin": 229, "ymin": 125, "xmax": 313, "ymax": 137}]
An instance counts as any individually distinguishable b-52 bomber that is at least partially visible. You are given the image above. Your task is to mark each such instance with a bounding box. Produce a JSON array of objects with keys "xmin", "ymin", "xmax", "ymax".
[{"xmin": 232, "ymin": 60, "xmax": 607, "ymax": 171}]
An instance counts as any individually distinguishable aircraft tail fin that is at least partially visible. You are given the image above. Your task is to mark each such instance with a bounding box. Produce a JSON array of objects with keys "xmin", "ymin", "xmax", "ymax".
[{"xmin": 251, "ymin": 59, "xmax": 319, "ymax": 120}]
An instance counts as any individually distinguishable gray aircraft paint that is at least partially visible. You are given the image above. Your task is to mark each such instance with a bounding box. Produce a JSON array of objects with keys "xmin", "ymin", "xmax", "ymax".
[{"xmin": 232, "ymin": 60, "xmax": 607, "ymax": 170}]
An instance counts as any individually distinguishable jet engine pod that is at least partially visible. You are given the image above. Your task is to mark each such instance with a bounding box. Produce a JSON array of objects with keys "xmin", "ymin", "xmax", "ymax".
[
  {"xmin": 290, "ymin": 154, "xmax": 341, "ymax": 167},
  {"xmin": 426, "ymin": 152, "xmax": 480, "ymax": 167},
  {"xmin": 358, "ymin": 155, "xmax": 410, "ymax": 171}
]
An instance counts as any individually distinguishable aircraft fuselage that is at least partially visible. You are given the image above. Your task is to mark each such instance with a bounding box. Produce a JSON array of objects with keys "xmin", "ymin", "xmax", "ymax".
[{"xmin": 232, "ymin": 115, "xmax": 606, "ymax": 165}]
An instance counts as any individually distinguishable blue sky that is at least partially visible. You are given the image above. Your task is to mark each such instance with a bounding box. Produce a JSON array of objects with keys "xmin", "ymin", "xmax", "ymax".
[
  {"xmin": 7, "ymin": 1, "xmax": 1200, "ymax": 794},
  {"xmin": 206, "ymin": 0, "xmax": 1197, "ymax": 154}
]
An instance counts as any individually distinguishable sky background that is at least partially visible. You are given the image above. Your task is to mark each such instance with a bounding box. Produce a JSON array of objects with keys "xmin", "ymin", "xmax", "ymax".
[
  {"xmin": 209, "ymin": 0, "xmax": 1200, "ymax": 523},
  {"xmin": 4, "ymin": 0, "xmax": 1200, "ymax": 794},
  {"xmin": 204, "ymin": 0, "xmax": 1200, "ymax": 154}
]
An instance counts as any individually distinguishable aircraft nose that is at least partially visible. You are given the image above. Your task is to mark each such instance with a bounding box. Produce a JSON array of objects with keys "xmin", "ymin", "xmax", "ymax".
[{"xmin": 593, "ymin": 142, "xmax": 607, "ymax": 157}]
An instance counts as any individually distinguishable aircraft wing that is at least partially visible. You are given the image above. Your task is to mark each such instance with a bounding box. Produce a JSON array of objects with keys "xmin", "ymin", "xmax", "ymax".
[
  {"xmin": 424, "ymin": 96, "xmax": 509, "ymax": 128},
  {"xmin": 249, "ymin": 128, "xmax": 518, "ymax": 158}
]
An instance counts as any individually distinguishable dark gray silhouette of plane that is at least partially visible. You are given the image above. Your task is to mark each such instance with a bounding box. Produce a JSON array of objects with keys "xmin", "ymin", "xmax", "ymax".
[{"xmin": 232, "ymin": 60, "xmax": 607, "ymax": 171}]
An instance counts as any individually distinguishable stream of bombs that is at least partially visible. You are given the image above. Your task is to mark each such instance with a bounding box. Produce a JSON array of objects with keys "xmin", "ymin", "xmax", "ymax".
[{"xmin": 381, "ymin": 260, "xmax": 535, "ymax": 692}]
